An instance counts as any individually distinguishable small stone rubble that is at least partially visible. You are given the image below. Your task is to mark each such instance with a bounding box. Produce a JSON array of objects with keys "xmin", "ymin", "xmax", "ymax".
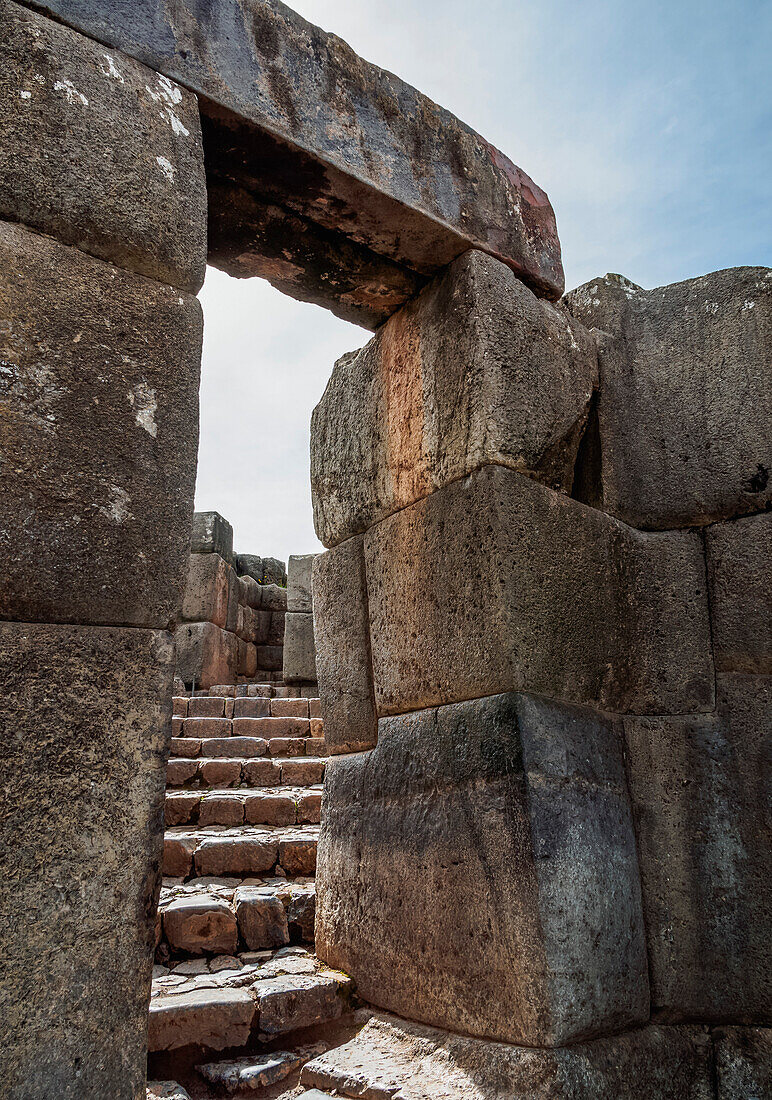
[{"xmin": 148, "ymin": 680, "xmax": 354, "ymax": 1098}]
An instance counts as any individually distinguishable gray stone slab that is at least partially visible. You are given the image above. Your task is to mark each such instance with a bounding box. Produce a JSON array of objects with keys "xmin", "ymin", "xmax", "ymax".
[
  {"xmin": 287, "ymin": 554, "xmax": 317, "ymax": 613},
  {"xmin": 181, "ymin": 554, "xmax": 236, "ymax": 630},
  {"xmin": 317, "ymin": 691, "xmax": 649, "ymax": 1046},
  {"xmin": 302, "ymin": 1013, "xmax": 713, "ymax": 1100},
  {"xmin": 0, "ymin": 623, "xmax": 173, "ymax": 1100},
  {"xmin": 283, "ymin": 612, "xmax": 317, "ymax": 684},
  {"xmin": 312, "ymin": 251, "xmax": 597, "ymax": 547},
  {"xmin": 0, "ymin": 219, "xmax": 202, "ymax": 628},
  {"xmin": 623, "ymin": 674, "xmax": 771, "ymax": 1023},
  {"xmin": 714, "ymin": 1026, "xmax": 772, "ymax": 1100},
  {"xmin": 192, "ymin": 512, "xmax": 233, "ymax": 563},
  {"xmin": 236, "ymin": 553, "xmax": 263, "ymax": 584},
  {"xmin": 564, "ymin": 267, "xmax": 772, "ymax": 528},
  {"xmin": 706, "ymin": 511, "xmax": 772, "ymax": 674},
  {"xmin": 26, "ymin": 0, "xmax": 564, "ymax": 321},
  {"xmin": 0, "ymin": 0, "xmax": 206, "ymax": 292},
  {"xmin": 365, "ymin": 465, "xmax": 714, "ymax": 717},
  {"xmin": 313, "ymin": 537, "xmax": 378, "ymax": 755}
]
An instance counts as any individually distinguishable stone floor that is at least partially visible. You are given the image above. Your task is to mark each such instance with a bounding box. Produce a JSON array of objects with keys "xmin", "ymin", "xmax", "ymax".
[{"xmin": 148, "ymin": 681, "xmax": 357, "ymax": 1099}]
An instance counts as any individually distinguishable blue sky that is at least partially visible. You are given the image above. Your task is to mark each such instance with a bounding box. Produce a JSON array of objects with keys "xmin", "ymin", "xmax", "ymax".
[{"xmin": 195, "ymin": 0, "xmax": 771, "ymax": 562}]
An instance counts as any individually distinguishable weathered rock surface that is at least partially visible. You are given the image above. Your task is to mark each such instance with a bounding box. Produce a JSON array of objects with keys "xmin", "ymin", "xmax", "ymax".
[
  {"xmin": 29, "ymin": 0, "xmax": 564, "ymax": 320},
  {"xmin": 312, "ymin": 251, "xmax": 596, "ymax": 547},
  {"xmin": 0, "ymin": 219, "xmax": 202, "ymax": 628},
  {"xmin": 317, "ymin": 691, "xmax": 648, "ymax": 1046},
  {"xmin": 0, "ymin": 0, "xmax": 206, "ymax": 292},
  {"xmin": 714, "ymin": 1026, "xmax": 772, "ymax": 1100},
  {"xmin": 287, "ymin": 554, "xmax": 317, "ymax": 613},
  {"xmin": 147, "ymin": 1084, "xmax": 191, "ymax": 1100},
  {"xmin": 193, "ymin": 512, "xmax": 233, "ymax": 563},
  {"xmin": 301, "ymin": 1012, "xmax": 713, "ymax": 1099},
  {"xmin": 175, "ymin": 623, "xmax": 239, "ymax": 689},
  {"xmin": 163, "ymin": 895, "xmax": 239, "ymax": 957},
  {"xmin": 148, "ymin": 987, "xmax": 255, "ymax": 1052},
  {"xmin": 0, "ymin": 623, "xmax": 173, "ymax": 1100},
  {"xmin": 234, "ymin": 886, "xmax": 290, "ymax": 950},
  {"xmin": 623, "ymin": 674, "xmax": 771, "ymax": 1022},
  {"xmin": 313, "ymin": 537, "xmax": 378, "ymax": 754},
  {"xmin": 365, "ymin": 465, "xmax": 713, "ymax": 717},
  {"xmin": 706, "ymin": 512, "xmax": 771, "ymax": 673},
  {"xmin": 284, "ymin": 612, "xmax": 317, "ymax": 683},
  {"xmin": 181, "ymin": 554, "xmax": 239, "ymax": 631},
  {"xmin": 564, "ymin": 268, "xmax": 772, "ymax": 528},
  {"xmin": 198, "ymin": 1050, "xmax": 303, "ymax": 1092}
]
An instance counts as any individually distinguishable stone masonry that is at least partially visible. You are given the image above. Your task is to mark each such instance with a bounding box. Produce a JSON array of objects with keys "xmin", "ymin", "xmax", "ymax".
[
  {"xmin": 1, "ymin": 0, "xmax": 769, "ymax": 1096},
  {"xmin": 310, "ymin": 256, "xmax": 771, "ymax": 1089}
]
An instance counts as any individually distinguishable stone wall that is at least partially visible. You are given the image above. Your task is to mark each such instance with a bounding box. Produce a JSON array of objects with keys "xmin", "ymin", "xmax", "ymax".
[
  {"xmin": 311, "ymin": 254, "xmax": 771, "ymax": 1084},
  {"xmin": 176, "ymin": 511, "xmax": 288, "ymax": 688}
]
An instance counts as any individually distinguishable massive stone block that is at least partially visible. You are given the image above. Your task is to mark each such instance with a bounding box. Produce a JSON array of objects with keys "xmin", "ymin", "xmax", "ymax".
[
  {"xmin": 714, "ymin": 1026, "xmax": 772, "ymax": 1100},
  {"xmin": 706, "ymin": 512, "xmax": 771, "ymax": 674},
  {"xmin": 303, "ymin": 1013, "xmax": 714, "ymax": 1100},
  {"xmin": 181, "ymin": 554, "xmax": 239, "ymax": 631},
  {"xmin": 365, "ymin": 465, "xmax": 714, "ymax": 717},
  {"xmin": 317, "ymin": 692, "xmax": 649, "ymax": 1046},
  {"xmin": 283, "ymin": 612, "xmax": 317, "ymax": 683},
  {"xmin": 0, "ymin": 622, "xmax": 173, "ymax": 1100},
  {"xmin": 313, "ymin": 537, "xmax": 378, "ymax": 754},
  {"xmin": 176, "ymin": 622, "xmax": 239, "ymax": 689},
  {"xmin": 0, "ymin": 219, "xmax": 202, "ymax": 628},
  {"xmin": 287, "ymin": 553, "xmax": 317, "ymax": 613},
  {"xmin": 623, "ymin": 675, "xmax": 771, "ymax": 1023},
  {"xmin": 564, "ymin": 268, "xmax": 772, "ymax": 528},
  {"xmin": 192, "ymin": 512, "xmax": 233, "ymax": 563},
  {"xmin": 28, "ymin": 0, "xmax": 564, "ymax": 324},
  {"xmin": 312, "ymin": 251, "xmax": 596, "ymax": 547},
  {"xmin": 0, "ymin": 0, "xmax": 206, "ymax": 293}
]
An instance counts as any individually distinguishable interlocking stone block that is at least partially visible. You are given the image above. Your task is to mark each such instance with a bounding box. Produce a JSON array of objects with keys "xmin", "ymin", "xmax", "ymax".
[
  {"xmin": 0, "ymin": 220, "xmax": 202, "ymax": 628},
  {"xmin": 317, "ymin": 691, "xmax": 648, "ymax": 1046},
  {"xmin": 237, "ymin": 638, "xmax": 258, "ymax": 677},
  {"xmin": 186, "ymin": 695, "xmax": 224, "ymax": 718},
  {"xmin": 279, "ymin": 837, "xmax": 318, "ymax": 877},
  {"xmin": 199, "ymin": 759, "xmax": 242, "ymax": 788},
  {"xmin": 623, "ymin": 674, "xmax": 771, "ymax": 1023},
  {"xmin": 0, "ymin": 623, "xmax": 173, "ymax": 1100},
  {"xmin": 245, "ymin": 794, "xmax": 297, "ymax": 827},
  {"xmin": 243, "ymin": 759, "xmax": 282, "ymax": 787},
  {"xmin": 199, "ymin": 736, "xmax": 267, "ymax": 759},
  {"xmin": 312, "ymin": 251, "xmax": 596, "ymax": 547},
  {"xmin": 313, "ymin": 536, "xmax": 378, "ymax": 754},
  {"xmin": 194, "ymin": 835, "xmax": 280, "ymax": 877},
  {"xmin": 257, "ymin": 645, "xmax": 284, "ymax": 672},
  {"xmin": 706, "ymin": 512, "xmax": 772, "ymax": 674},
  {"xmin": 287, "ymin": 554, "xmax": 317, "ymax": 612},
  {"xmin": 181, "ymin": 554, "xmax": 239, "ymax": 631},
  {"xmin": 29, "ymin": 0, "xmax": 563, "ymax": 325},
  {"xmin": 165, "ymin": 791, "xmax": 200, "ymax": 827},
  {"xmin": 283, "ymin": 612, "xmax": 317, "ymax": 683},
  {"xmin": 260, "ymin": 584, "xmax": 288, "ymax": 611},
  {"xmin": 267, "ymin": 610, "xmax": 286, "ymax": 646},
  {"xmin": 301, "ymin": 1012, "xmax": 714, "ymax": 1100},
  {"xmin": 262, "ymin": 557, "xmax": 287, "ymax": 587},
  {"xmin": 238, "ymin": 573, "xmax": 262, "ymax": 609},
  {"xmin": 199, "ymin": 794, "xmax": 245, "ymax": 827},
  {"xmin": 182, "ymin": 717, "xmax": 231, "ymax": 738},
  {"xmin": 163, "ymin": 835, "xmax": 196, "ymax": 878},
  {"xmin": 564, "ymin": 267, "xmax": 772, "ymax": 528},
  {"xmin": 166, "ymin": 760, "xmax": 199, "ymax": 787},
  {"xmin": 176, "ymin": 623, "xmax": 238, "ymax": 689},
  {"xmin": 256, "ymin": 975, "xmax": 344, "ymax": 1035},
  {"xmin": 0, "ymin": 0, "xmax": 206, "ymax": 292},
  {"xmin": 191, "ymin": 512, "xmax": 233, "ymax": 563},
  {"xmin": 366, "ymin": 465, "xmax": 713, "ymax": 717},
  {"xmin": 170, "ymin": 738, "xmax": 200, "ymax": 758},
  {"xmin": 282, "ymin": 759, "xmax": 326, "ymax": 786},
  {"xmin": 271, "ymin": 698, "xmax": 309, "ymax": 718},
  {"xmin": 148, "ymin": 987, "xmax": 254, "ymax": 1052},
  {"xmin": 234, "ymin": 887, "xmax": 290, "ymax": 950},
  {"xmin": 234, "ymin": 697, "xmax": 271, "ymax": 718},
  {"xmin": 714, "ymin": 1026, "xmax": 772, "ymax": 1100},
  {"xmin": 163, "ymin": 895, "xmax": 238, "ymax": 956}
]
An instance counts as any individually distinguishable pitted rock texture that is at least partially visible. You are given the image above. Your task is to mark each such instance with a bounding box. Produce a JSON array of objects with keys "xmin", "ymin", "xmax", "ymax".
[
  {"xmin": 0, "ymin": 623, "xmax": 174, "ymax": 1100},
  {"xmin": 283, "ymin": 612, "xmax": 317, "ymax": 683},
  {"xmin": 623, "ymin": 674, "xmax": 771, "ymax": 1024},
  {"xmin": 301, "ymin": 1012, "xmax": 714, "ymax": 1100},
  {"xmin": 29, "ymin": 0, "xmax": 564, "ymax": 319},
  {"xmin": 705, "ymin": 511, "xmax": 772, "ymax": 674},
  {"xmin": 714, "ymin": 1026, "xmax": 772, "ymax": 1100},
  {"xmin": 312, "ymin": 251, "xmax": 596, "ymax": 547},
  {"xmin": 0, "ymin": 219, "xmax": 202, "ymax": 628},
  {"xmin": 313, "ymin": 537, "xmax": 378, "ymax": 755},
  {"xmin": 317, "ymin": 691, "xmax": 649, "ymax": 1046},
  {"xmin": 192, "ymin": 512, "xmax": 234, "ymax": 564},
  {"xmin": 564, "ymin": 267, "xmax": 772, "ymax": 528},
  {"xmin": 365, "ymin": 465, "xmax": 714, "ymax": 717},
  {"xmin": 0, "ymin": 0, "xmax": 206, "ymax": 291}
]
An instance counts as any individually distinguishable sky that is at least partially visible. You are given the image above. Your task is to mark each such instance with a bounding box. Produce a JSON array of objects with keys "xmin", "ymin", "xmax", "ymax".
[{"xmin": 195, "ymin": 0, "xmax": 772, "ymax": 565}]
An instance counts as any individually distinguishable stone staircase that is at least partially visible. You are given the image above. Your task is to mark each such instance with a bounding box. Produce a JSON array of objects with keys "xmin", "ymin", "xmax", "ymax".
[{"xmin": 148, "ymin": 683, "xmax": 354, "ymax": 1098}]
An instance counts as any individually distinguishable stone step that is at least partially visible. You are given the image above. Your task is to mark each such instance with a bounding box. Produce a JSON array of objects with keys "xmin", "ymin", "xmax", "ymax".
[
  {"xmin": 167, "ymin": 756, "xmax": 326, "ymax": 789},
  {"xmin": 156, "ymin": 876, "xmax": 316, "ymax": 958},
  {"xmin": 174, "ymin": 698, "xmax": 322, "ymax": 721},
  {"xmin": 196, "ymin": 1046, "xmax": 326, "ymax": 1092},
  {"xmin": 171, "ymin": 733, "xmax": 326, "ymax": 759},
  {"xmin": 164, "ymin": 824, "xmax": 319, "ymax": 879},
  {"xmin": 166, "ymin": 786, "xmax": 322, "ymax": 827},
  {"xmin": 148, "ymin": 946, "xmax": 353, "ymax": 1052}
]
